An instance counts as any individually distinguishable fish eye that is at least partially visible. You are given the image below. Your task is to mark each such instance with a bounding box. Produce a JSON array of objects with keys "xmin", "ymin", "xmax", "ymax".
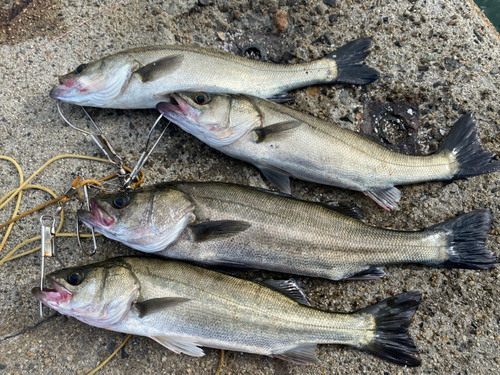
[
  {"xmin": 193, "ymin": 92, "xmax": 210, "ymax": 105},
  {"xmin": 113, "ymin": 194, "xmax": 130, "ymax": 209},
  {"xmin": 67, "ymin": 269, "xmax": 85, "ymax": 285},
  {"xmin": 75, "ymin": 64, "xmax": 88, "ymax": 74}
]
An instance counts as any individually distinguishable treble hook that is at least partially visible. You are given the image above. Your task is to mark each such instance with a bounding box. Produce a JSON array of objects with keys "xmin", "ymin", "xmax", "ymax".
[{"xmin": 123, "ymin": 114, "xmax": 168, "ymax": 189}]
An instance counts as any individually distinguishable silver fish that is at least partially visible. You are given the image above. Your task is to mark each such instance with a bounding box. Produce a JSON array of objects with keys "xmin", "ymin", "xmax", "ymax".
[
  {"xmin": 32, "ymin": 256, "xmax": 422, "ymax": 366},
  {"xmin": 77, "ymin": 182, "xmax": 496, "ymax": 280},
  {"xmin": 49, "ymin": 38, "xmax": 378, "ymax": 108},
  {"xmin": 157, "ymin": 94, "xmax": 500, "ymax": 210}
]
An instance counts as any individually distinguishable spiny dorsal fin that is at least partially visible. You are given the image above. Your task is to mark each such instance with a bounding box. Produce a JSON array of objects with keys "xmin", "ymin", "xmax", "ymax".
[
  {"xmin": 320, "ymin": 201, "xmax": 365, "ymax": 221},
  {"xmin": 188, "ymin": 220, "xmax": 251, "ymax": 242},
  {"xmin": 259, "ymin": 278, "xmax": 311, "ymax": 306},
  {"xmin": 150, "ymin": 335, "xmax": 204, "ymax": 357},
  {"xmin": 253, "ymin": 121, "xmax": 302, "ymax": 143},
  {"xmin": 272, "ymin": 344, "xmax": 319, "ymax": 364},
  {"xmin": 134, "ymin": 297, "xmax": 189, "ymax": 318},
  {"xmin": 135, "ymin": 55, "xmax": 184, "ymax": 82}
]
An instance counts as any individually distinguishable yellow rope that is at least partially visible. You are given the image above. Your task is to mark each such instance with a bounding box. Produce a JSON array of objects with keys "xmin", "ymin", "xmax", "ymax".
[
  {"xmin": 0, "ymin": 155, "xmax": 139, "ymax": 375},
  {"xmin": 215, "ymin": 350, "xmax": 225, "ymax": 375},
  {"xmin": 87, "ymin": 335, "xmax": 132, "ymax": 375}
]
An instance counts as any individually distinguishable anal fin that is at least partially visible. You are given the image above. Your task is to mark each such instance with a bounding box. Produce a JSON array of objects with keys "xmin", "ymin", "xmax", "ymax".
[
  {"xmin": 258, "ymin": 164, "xmax": 291, "ymax": 194},
  {"xmin": 258, "ymin": 279, "xmax": 311, "ymax": 306},
  {"xmin": 272, "ymin": 344, "xmax": 319, "ymax": 364},
  {"xmin": 151, "ymin": 335, "xmax": 204, "ymax": 357},
  {"xmin": 364, "ymin": 187, "xmax": 401, "ymax": 211},
  {"xmin": 345, "ymin": 266, "xmax": 386, "ymax": 280}
]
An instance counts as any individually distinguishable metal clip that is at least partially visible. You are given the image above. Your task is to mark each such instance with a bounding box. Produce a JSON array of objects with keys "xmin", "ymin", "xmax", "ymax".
[
  {"xmin": 57, "ymin": 100, "xmax": 126, "ymax": 171},
  {"xmin": 123, "ymin": 114, "xmax": 168, "ymax": 189},
  {"xmin": 39, "ymin": 215, "xmax": 56, "ymax": 318},
  {"xmin": 75, "ymin": 174, "xmax": 98, "ymax": 256}
]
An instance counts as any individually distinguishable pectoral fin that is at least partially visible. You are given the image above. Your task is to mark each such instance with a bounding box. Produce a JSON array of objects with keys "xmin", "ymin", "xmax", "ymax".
[
  {"xmin": 151, "ymin": 336, "xmax": 204, "ymax": 357},
  {"xmin": 134, "ymin": 297, "xmax": 189, "ymax": 318},
  {"xmin": 188, "ymin": 220, "xmax": 251, "ymax": 242},
  {"xmin": 259, "ymin": 279, "xmax": 311, "ymax": 306},
  {"xmin": 272, "ymin": 344, "xmax": 319, "ymax": 364},
  {"xmin": 135, "ymin": 55, "xmax": 184, "ymax": 82},
  {"xmin": 364, "ymin": 187, "xmax": 401, "ymax": 211},
  {"xmin": 253, "ymin": 121, "xmax": 302, "ymax": 143},
  {"xmin": 258, "ymin": 165, "xmax": 291, "ymax": 194}
]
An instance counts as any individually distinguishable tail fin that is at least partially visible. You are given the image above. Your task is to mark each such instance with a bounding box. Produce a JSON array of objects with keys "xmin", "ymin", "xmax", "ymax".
[
  {"xmin": 326, "ymin": 37, "xmax": 379, "ymax": 84},
  {"xmin": 437, "ymin": 113, "xmax": 500, "ymax": 178},
  {"xmin": 359, "ymin": 291, "xmax": 422, "ymax": 367},
  {"xmin": 425, "ymin": 210, "xmax": 497, "ymax": 269}
]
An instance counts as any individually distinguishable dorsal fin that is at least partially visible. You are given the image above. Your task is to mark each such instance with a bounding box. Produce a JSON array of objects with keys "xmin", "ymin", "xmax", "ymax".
[
  {"xmin": 319, "ymin": 201, "xmax": 365, "ymax": 221},
  {"xmin": 258, "ymin": 278, "xmax": 311, "ymax": 306}
]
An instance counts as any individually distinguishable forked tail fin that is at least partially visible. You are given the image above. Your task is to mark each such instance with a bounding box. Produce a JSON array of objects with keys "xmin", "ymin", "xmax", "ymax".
[
  {"xmin": 326, "ymin": 37, "xmax": 380, "ymax": 85},
  {"xmin": 424, "ymin": 209, "xmax": 497, "ymax": 269},
  {"xmin": 438, "ymin": 113, "xmax": 500, "ymax": 179},
  {"xmin": 358, "ymin": 291, "xmax": 422, "ymax": 367}
]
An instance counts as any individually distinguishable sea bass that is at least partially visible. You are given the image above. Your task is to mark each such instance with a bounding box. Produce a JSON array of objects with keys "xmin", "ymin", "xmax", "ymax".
[
  {"xmin": 32, "ymin": 257, "xmax": 422, "ymax": 366},
  {"xmin": 157, "ymin": 94, "xmax": 500, "ymax": 210},
  {"xmin": 49, "ymin": 38, "xmax": 378, "ymax": 109},
  {"xmin": 76, "ymin": 182, "xmax": 497, "ymax": 281}
]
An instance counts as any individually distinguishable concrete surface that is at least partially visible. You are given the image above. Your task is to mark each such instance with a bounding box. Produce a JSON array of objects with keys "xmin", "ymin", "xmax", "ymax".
[{"xmin": 0, "ymin": 0, "xmax": 499, "ymax": 374}]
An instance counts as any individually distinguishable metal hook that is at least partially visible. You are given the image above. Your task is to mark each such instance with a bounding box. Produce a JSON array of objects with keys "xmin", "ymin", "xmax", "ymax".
[
  {"xmin": 39, "ymin": 215, "xmax": 56, "ymax": 318},
  {"xmin": 123, "ymin": 114, "xmax": 168, "ymax": 189},
  {"xmin": 56, "ymin": 100, "xmax": 126, "ymax": 170},
  {"xmin": 76, "ymin": 178, "xmax": 98, "ymax": 256}
]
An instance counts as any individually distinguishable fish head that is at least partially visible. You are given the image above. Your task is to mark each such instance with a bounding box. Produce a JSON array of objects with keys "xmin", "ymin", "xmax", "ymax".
[
  {"xmin": 32, "ymin": 258, "xmax": 140, "ymax": 328},
  {"xmin": 157, "ymin": 92, "xmax": 262, "ymax": 147},
  {"xmin": 77, "ymin": 187, "xmax": 194, "ymax": 253},
  {"xmin": 50, "ymin": 53, "xmax": 138, "ymax": 107}
]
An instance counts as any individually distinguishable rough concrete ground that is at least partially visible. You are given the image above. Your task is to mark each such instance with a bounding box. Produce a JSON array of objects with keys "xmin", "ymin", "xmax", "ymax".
[{"xmin": 0, "ymin": 0, "xmax": 499, "ymax": 374}]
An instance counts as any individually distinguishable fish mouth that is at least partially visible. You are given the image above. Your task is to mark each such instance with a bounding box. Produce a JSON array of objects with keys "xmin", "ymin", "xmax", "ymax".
[
  {"xmin": 157, "ymin": 93, "xmax": 198, "ymax": 120},
  {"xmin": 32, "ymin": 277, "xmax": 72, "ymax": 305},
  {"xmin": 77, "ymin": 199, "xmax": 115, "ymax": 228}
]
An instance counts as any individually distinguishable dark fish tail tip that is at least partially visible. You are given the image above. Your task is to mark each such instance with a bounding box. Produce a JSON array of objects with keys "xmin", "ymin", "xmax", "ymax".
[{"xmin": 359, "ymin": 291, "xmax": 422, "ymax": 367}]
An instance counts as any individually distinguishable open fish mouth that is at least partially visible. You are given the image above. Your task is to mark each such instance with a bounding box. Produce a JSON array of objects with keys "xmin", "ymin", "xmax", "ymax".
[
  {"xmin": 32, "ymin": 277, "xmax": 72, "ymax": 305},
  {"xmin": 158, "ymin": 93, "xmax": 197, "ymax": 118},
  {"xmin": 77, "ymin": 199, "xmax": 115, "ymax": 228}
]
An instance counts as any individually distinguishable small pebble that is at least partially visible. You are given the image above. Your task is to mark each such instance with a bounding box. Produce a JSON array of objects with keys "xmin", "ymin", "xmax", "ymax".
[
  {"xmin": 490, "ymin": 68, "xmax": 500, "ymax": 75},
  {"xmin": 273, "ymin": 10, "xmax": 287, "ymax": 33},
  {"xmin": 329, "ymin": 13, "xmax": 339, "ymax": 23},
  {"xmin": 198, "ymin": 0, "xmax": 209, "ymax": 6},
  {"xmin": 316, "ymin": 4, "xmax": 326, "ymax": 15},
  {"xmin": 324, "ymin": 0, "xmax": 336, "ymax": 6},
  {"xmin": 5, "ymin": 0, "xmax": 11, "ymax": 4}
]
